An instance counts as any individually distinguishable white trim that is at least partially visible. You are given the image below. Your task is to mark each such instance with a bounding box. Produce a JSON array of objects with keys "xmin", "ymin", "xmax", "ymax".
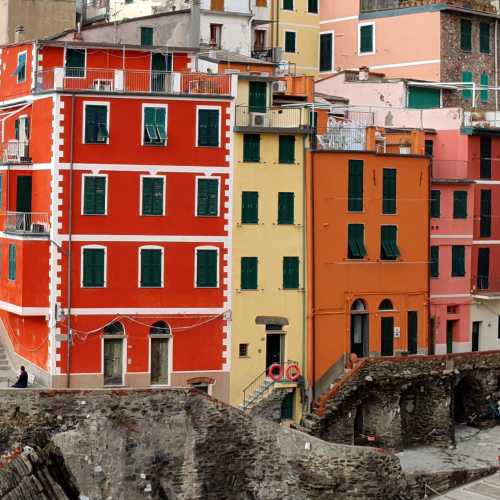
[
  {"xmin": 194, "ymin": 245, "xmax": 220, "ymax": 288},
  {"xmin": 0, "ymin": 164, "xmax": 52, "ymax": 171},
  {"xmin": 81, "ymin": 244, "xmax": 107, "ymax": 288},
  {"xmin": 56, "ymin": 163, "xmax": 229, "ymax": 174},
  {"xmin": 141, "ymin": 103, "xmax": 168, "ymax": 147},
  {"xmin": 82, "ymin": 100, "xmax": 110, "ymax": 145},
  {"xmin": 284, "ymin": 30, "xmax": 297, "ymax": 53},
  {"xmin": 475, "ymin": 180, "xmax": 500, "ymax": 185},
  {"xmin": 16, "ymin": 51, "xmax": 27, "ymax": 84},
  {"xmin": 0, "ymin": 300, "xmax": 48, "ymax": 316},
  {"xmin": 358, "ymin": 22, "xmax": 376, "ymax": 56},
  {"xmin": 55, "ymin": 234, "xmax": 228, "ymax": 243},
  {"xmin": 140, "ymin": 174, "xmax": 166, "ymax": 216},
  {"xmin": 138, "ymin": 245, "xmax": 165, "ymax": 288},
  {"xmin": 371, "ymin": 59, "xmax": 440, "ymax": 70},
  {"xmin": 71, "ymin": 307, "xmax": 225, "ymax": 315},
  {"xmin": 63, "ymin": 47, "xmax": 87, "ymax": 79},
  {"xmin": 430, "ymin": 294, "xmax": 471, "ymax": 299},
  {"xmin": 195, "ymin": 175, "xmax": 221, "ymax": 217},
  {"xmin": 430, "ymin": 234, "xmax": 473, "ymax": 239},
  {"xmin": 320, "ymin": 16, "xmax": 358, "ymax": 24},
  {"xmin": 473, "ymin": 240, "xmax": 500, "ymax": 244},
  {"xmin": 196, "ymin": 105, "xmax": 221, "ymax": 147},
  {"xmin": 81, "ymin": 173, "xmax": 108, "ymax": 215},
  {"xmin": 319, "ymin": 31, "xmax": 334, "ymax": 74}
]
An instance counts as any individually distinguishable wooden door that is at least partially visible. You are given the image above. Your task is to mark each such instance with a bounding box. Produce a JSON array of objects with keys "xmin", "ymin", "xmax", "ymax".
[
  {"xmin": 249, "ymin": 81, "xmax": 267, "ymax": 112},
  {"xmin": 104, "ymin": 339, "xmax": 123, "ymax": 385},
  {"xmin": 407, "ymin": 311, "xmax": 418, "ymax": 355},
  {"xmin": 351, "ymin": 314, "xmax": 367, "ymax": 358},
  {"xmin": 446, "ymin": 320, "xmax": 454, "ymax": 354},
  {"xmin": 280, "ymin": 391, "xmax": 294, "ymax": 420},
  {"xmin": 381, "ymin": 317, "xmax": 394, "ymax": 356},
  {"xmin": 265, "ymin": 334, "xmax": 282, "ymax": 369},
  {"xmin": 151, "ymin": 338, "xmax": 169, "ymax": 385}
]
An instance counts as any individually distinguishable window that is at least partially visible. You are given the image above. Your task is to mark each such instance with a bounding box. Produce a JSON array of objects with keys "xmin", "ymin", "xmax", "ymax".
[
  {"xmin": 243, "ymin": 134, "xmax": 260, "ymax": 162},
  {"xmin": 241, "ymin": 191, "xmax": 258, "ymax": 224},
  {"xmin": 425, "ymin": 140, "xmax": 434, "ymax": 157},
  {"xmin": 140, "ymin": 27, "xmax": 154, "ymax": 47},
  {"xmin": 308, "ymin": 0, "xmax": 318, "ymax": 12},
  {"xmin": 8, "ymin": 244, "xmax": 15, "ymax": 281},
  {"xmin": 239, "ymin": 343, "xmax": 249, "ymax": 357},
  {"xmin": 380, "ymin": 226, "xmax": 400, "ymax": 260},
  {"xmin": 279, "ymin": 135, "xmax": 295, "ymax": 164},
  {"xmin": 83, "ymin": 175, "xmax": 106, "ymax": 215},
  {"xmin": 191, "ymin": 381, "xmax": 210, "ymax": 393},
  {"xmin": 379, "ymin": 299, "xmax": 393, "ymax": 310},
  {"xmin": 143, "ymin": 106, "xmax": 167, "ymax": 145},
  {"xmin": 249, "ymin": 81, "xmax": 267, "ymax": 113},
  {"xmin": 480, "ymin": 189, "xmax": 491, "ymax": 237},
  {"xmin": 210, "ymin": 24, "xmax": 222, "ymax": 48},
  {"xmin": 283, "ymin": 0, "xmax": 293, "ymax": 10},
  {"xmin": 196, "ymin": 248, "xmax": 218, "ymax": 287},
  {"xmin": 82, "ymin": 247, "xmax": 105, "ymax": 287},
  {"xmin": 197, "ymin": 108, "xmax": 219, "ymax": 147},
  {"xmin": 480, "ymin": 137, "xmax": 491, "ymax": 179},
  {"xmin": 150, "ymin": 321, "xmax": 170, "ymax": 335},
  {"xmin": 480, "ymin": 22, "xmax": 490, "ymax": 53},
  {"xmin": 284, "ymin": 31, "xmax": 296, "ymax": 53},
  {"xmin": 453, "ymin": 191, "xmax": 467, "ymax": 219},
  {"xmin": 451, "ymin": 245, "xmax": 465, "ymax": 277},
  {"xmin": 241, "ymin": 257, "xmax": 258, "ymax": 290},
  {"xmin": 283, "ymin": 257, "xmax": 299, "ymax": 289},
  {"xmin": 382, "ymin": 168, "xmax": 396, "ymax": 214},
  {"xmin": 16, "ymin": 52, "xmax": 26, "ymax": 83},
  {"xmin": 477, "ymin": 247, "xmax": 490, "ymax": 289},
  {"xmin": 65, "ymin": 48, "xmax": 85, "ymax": 77},
  {"xmin": 359, "ymin": 24, "xmax": 374, "ymax": 54},
  {"xmin": 480, "ymin": 73, "xmax": 489, "ymax": 103},
  {"xmin": 254, "ymin": 29, "xmax": 266, "ymax": 51},
  {"xmin": 407, "ymin": 87, "xmax": 441, "ymax": 109},
  {"xmin": 462, "ymin": 71, "xmax": 473, "ymax": 100},
  {"xmin": 348, "ymin": 224, "xmax": 367, "ymax": 259},
  {"xmin": 140, "ymin": 248, "xmax": 163, "ymax": 287},
  {"xmin": 320, "ymin": 33, "xmax": 333, "ymax": 72},
  {"xmin": 84, "ymin": 104, "xmax": 109, "ymax": 144},
  {"xmin": 430, "ymin": 246, "xmax": 439, "ymax": 278},
  {"xmin": 14, "ymin": 117, "xmax": 29, "ymax": 142},
  {"xmin": 348, "ymin": 160, "xmax": 363, "ymax": 212},
  {"xmin": 460, "ymin": 19, "xmax": 472, "ymax": 51},
  {"xmin": 141, "ymin": 176, "xmax": 165, "ymax": 216},
  {"xmin": 278, "ymin": 192, "xmax": 294, "ymax": 224},
  {"xmin": 196, "ymin": 178, "xmax": 219, "ymax": 216}
]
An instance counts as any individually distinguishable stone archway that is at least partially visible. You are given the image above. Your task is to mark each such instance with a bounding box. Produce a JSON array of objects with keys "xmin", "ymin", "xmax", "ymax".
[{"xmin": 453, "ymin": 374, "xmax": 485, "ymax": 424}]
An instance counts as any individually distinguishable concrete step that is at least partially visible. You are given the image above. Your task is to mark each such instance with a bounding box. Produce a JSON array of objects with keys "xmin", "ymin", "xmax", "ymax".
[{"xmin": 0, "ymin": 365, "xmax": 11, "ymax": 371}]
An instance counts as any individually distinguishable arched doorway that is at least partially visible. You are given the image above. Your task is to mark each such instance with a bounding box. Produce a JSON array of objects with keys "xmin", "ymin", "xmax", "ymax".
[
  {"xmin": 379, "ymin": 300, "xmax": 394, "ymax": 357},
  {"xmin": 103, "ymin": 321, "xmax": 125, "ymax": 386},
  {"xmin": 453, "ymin": 375, "xmax": 483, "ymax": 424},
  {"xmin": 351, "ymin": 299, "xmax": 368, "ymax": 358},
  {"xmin": 150, "ymin": 321, "xmax": 171, "ymax": 385}
]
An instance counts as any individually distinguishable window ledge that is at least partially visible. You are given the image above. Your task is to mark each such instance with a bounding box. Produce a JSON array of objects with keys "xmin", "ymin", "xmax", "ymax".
[
  {"xmin": 139, "ymin": 286, "xmax": 164, "ymax": 289},
  {"xmin": 237, "ymin": 288, "xmax": 261, "ymax": 293},
  {"xmin": 280, "ymin": 287, "xmax": 304, "ymax": 292},
  {"xmin": 82, "ymin": 285, "xmax": 106, "ymax": 288},
  {"xmin": 143, "ymin": 142, "xmax": 167, "ymax": 147},
  {"xmin": 140, "ymin": 214, "xmax": 166, "ymax": 217},
  {"xmin": 196, "ymin": 286, "xmax": 219, "ymax": 289},
  {"xmin": 82, "ymin": 213, "xmax": 107, "ymax": 216}
]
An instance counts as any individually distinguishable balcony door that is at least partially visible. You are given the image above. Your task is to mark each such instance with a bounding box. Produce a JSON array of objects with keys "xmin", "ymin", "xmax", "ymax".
[
  {"xmin": 16, "ymin": 176, "xmax": 32, "ymax": 213},
  {"xmin": 151, "ymin": 53, "xmax": 171, "ymax": 93},
  {"xmin": 381, "ymin": 317, "xmax": 394, "ymax": 356},
  {"xmin": 249, "ymin": 81, "xmax": 267, "ymax": 113}
]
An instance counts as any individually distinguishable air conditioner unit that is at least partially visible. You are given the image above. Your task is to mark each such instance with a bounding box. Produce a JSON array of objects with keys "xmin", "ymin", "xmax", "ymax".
[
  {"xmin": 271, "ymin": 47, "xmax": 283, "ymax": 63},
  {"xmin": 93, "ymin": 79, "xmax": 113, "ymax": 91},
  {"xmin": 272, "ymin": 80, "xmax": 287, "ymax": 93},
  {"xmin": 250, "ymin": 112, "xmax": 268, "ymax": 127}
]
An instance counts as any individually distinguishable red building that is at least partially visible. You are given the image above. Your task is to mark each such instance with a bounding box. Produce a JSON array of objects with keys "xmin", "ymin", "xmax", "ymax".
[{"xmin": 0, "ymin": 40, "xmax": 235, "ymax": 399}]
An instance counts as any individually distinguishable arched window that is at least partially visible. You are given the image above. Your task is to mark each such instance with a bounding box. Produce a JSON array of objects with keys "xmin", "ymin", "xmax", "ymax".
[
  {"xmin": 103, "ymin": 321, "xmax": 124, "ymax": 335},
  {"xmin": 379, "ymin": 299, "xmax": 394, "ymax": 311},
  {"xmin": 351, "ymin": 299, "xmax": 367, "ymax": 313},
  {"xmin": 150, "ymin": 321, "xmax": 171, "ymax": 336}
]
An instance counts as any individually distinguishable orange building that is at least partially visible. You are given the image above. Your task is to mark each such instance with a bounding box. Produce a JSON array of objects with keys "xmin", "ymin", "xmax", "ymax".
[{"xmin": 306, "ymin": 124, "xmax": 431, "ymax": 397}]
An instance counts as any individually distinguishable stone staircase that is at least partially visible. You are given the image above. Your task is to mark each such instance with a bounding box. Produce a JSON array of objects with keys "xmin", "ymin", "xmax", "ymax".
[
  {"xmin": 0, "ymin": 343, "xmax": 15, "ymax": 388},
  {"xmin": 239, "ymin": 378, "xmax": 274, "ymax": 411}
]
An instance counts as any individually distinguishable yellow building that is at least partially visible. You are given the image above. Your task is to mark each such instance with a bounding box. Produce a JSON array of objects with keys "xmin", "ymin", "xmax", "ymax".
[{"xmin": 230, "ymin": 73, "xmax": 312, "ymax": 422}]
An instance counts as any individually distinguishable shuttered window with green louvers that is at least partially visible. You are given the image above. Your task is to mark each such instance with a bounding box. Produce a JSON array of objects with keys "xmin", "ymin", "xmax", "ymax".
[
  {"xmin": 241, "ymin": 257, "xmax": 258, "ymax": 290},
  {"xmin": 84, "ymin": 105, "xmax": 108, "ymax": 143},
  {"xmin": 430, "ymin": 246, "xmax": 439, "ymax": 278},
  {"xmin": 8, "ymin": 244, "xmax": 15, "ymax": 281},
  {"xmin": 348, "ymin": 160, "xmax": 363, "ymax": 212},
  {"xmin": 198, "ymin": 109, "xmax": 219, "ymax": 147},
  {"xmin": 283, "ymin": 257, "xmax": 299, "ymax": 289},
  {"xmin": 83, "ymin": 176, "xmax": 106, "ymax": 215},
  {"xmin": 453, "ymin": 191, "xmax": 467, "ymax": 219},
  {"xmin": 144, "ymin": 107, "xmax": 167, "ymax": 145},
  {"xmin": 279, "ymin": 135, "xmax": 295, "ymax": 164},
  {"xmin": 140, "ymin": 249, "xmax": 162, "ymax": 287},
  {"xmin": 451, "ymin": 245, "xmax": 465, "ymax": 277},
  {"xmin": 241, "ymin": 191, "xmax": 258, "ymax": 224},
  {"xmin": 348, "ymin": 224, "xmax": 367, "ymax": 259},
  {"xmin": 243, "ymin": 134, "xmax": 260, "ymax": 162},
  {"xmin": 382, "ymin": 168, "xmax": 396, "ymax": 214},
  {"xmin": 480, "ymin": 22, "xmax": 490, "ymax": 53},
  {"xmin": 196, "ymin": 249, "xmax": 218, "ymax": 287},
  {"xmin": 278, "ymin": 192, "xmax": 294, "ymax": 224},
  {"xmin": 359, "ymin": 24, "xmax": 374, "ymax": 53},
  {"xmin": 461, "ymin": 19, "xmax": 472, "ymax": 51},
  {"xmin": 380, "ymin": 225, "xmax": 400, "ymax": 260},
  {"xmin": 82, "ymin": 248, "xmax": 105, "ymax": 287},
  {"xmin": 142, "ymin": 177, "xmax": 164, "ymax": 216},
  {"xmin": 197, "ymin": 178, "xmax": 219, "ymax": 216}
]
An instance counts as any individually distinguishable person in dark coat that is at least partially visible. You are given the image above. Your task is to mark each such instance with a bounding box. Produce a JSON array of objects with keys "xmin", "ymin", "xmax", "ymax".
[{"xmin": 11, "ymin": 366, "xmax": 28, "ymax": 388}]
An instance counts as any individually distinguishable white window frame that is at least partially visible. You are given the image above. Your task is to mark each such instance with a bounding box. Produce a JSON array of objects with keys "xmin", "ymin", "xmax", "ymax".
[
  {"xmin": 195, "ymin": 105, "xmax": 221, "ymax": 147},
  {"xmin": 358, "ymin": 22, "xmax": 376, "ymax": 56},
  {"xmin": 194, "ymin": 175, "xmax": 221, "ymax": 217},
  {"xmin": 194, "ymin": 245, "xmax": 220, "ymax": 288},
  {"xmin": 81, "ymin": 173, "xmax": 109, "ymax": 215},
  {"xmin": 148, "ymin": 328, "xmax": 173, "ymax": 386},
  {"xmin": 16, "ymin": 51, "xmax": 27, "ymax": 84},
  {"xmin": 319, "ymin": 31, "xmax": 335, "ymax": 74},
  {"xmin": 284, "ymin": 30, "xmax": 297, "ymax": 54},
  {"xmin": 63, "ymin": 47, "xmax": 87, "ymax": 79},
  {"xmin": 138, "ymin": 245, "xmax": 165, "ymax": 288},
  {"xmin": 141, "ymin": 103, "xmax": 168, "ymax": 146},
  {"xmin": 140, "ymin": 174, "xmax": 166, "ymax": 216},
  {"xmin": 81, "ymin": 244, "xmax": 108, "ymax": 288},
  {"xmin": 83, "ymin": 101, "xmax": 110, "ymax": 145}
]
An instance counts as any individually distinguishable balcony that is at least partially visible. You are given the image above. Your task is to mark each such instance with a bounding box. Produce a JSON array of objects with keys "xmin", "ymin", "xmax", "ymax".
[
  {"xmin": 463, "ymin": 110, "xmax": 500, "ymax": 129},
  {"xmin": 235, "ymin": 106, "xmax": 311, "ymax": 132},
  {"xmin": 251, "ymin": 47, "xmax": 282, "ymax": 63},
  {"xmin": 360, "ymin": 0, "xmax": 497, "ymax": 13},
  {"xmin": 35, "ymin": 68, "xmax": 232, "ymax": 96},
  {"xmin": 1, "ymin": 141, "xmax": 31, "ymax": 164},
  {"xmin": 5, "ymin": 212, "xmax": 49, "ymax": 236}
]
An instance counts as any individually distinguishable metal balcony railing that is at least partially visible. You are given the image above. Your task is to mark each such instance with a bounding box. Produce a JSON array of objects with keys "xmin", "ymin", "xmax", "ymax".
[
  {"xmin": 5, "ymin": 211, "xmax": 49, "ymax": 235},
  {"xmin": 477, "ymin": 275, "xmax": 489, "ymax": 290},
  {"xmin": 35, "ymin": 68, "xmax": 232, "ymax": 96},
  {"xmin": 1, "ymin": 141, "xmax": 30, "ymax": 164},
  {"xmin": 313, "ymin": 126, "xmax": 367, "ymax": 151},
  {"xmin": 251, "ymin": 47, "xmax": 283, "ymax": 63},
  {"xmin": 235, "ymin": 106, "xmax": 310, "ymax": 129}
]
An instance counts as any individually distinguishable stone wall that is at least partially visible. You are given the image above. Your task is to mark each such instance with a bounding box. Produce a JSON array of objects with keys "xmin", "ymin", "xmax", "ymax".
[{"xmin": 0, "ymin": 388, "xmax": 413, "ymax": 500}]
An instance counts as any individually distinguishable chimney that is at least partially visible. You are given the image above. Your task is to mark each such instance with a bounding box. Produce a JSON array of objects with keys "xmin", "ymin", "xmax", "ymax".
[
  {"xmin": 359, "ymin": 66, "xmax": 369, "ymax": 81},
  {"xmin": 190, "ymin": 0, "xmax": 201, "ymax": 48},
  {"xmin": 14, "ymin": 25, "xmax": 25, "ymax": 43}
]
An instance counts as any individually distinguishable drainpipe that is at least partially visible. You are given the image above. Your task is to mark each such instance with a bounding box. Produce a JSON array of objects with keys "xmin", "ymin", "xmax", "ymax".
[
  {"xmin": 308, "ymin": 146, "xmax": 316, "ymax": 403},
  {"xmin": 301, "ymin": 135, "xmax": 307, "ymax": 391}
]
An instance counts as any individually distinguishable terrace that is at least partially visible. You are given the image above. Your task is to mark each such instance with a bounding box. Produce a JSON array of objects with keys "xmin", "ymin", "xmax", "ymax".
[
  {"xmin": 235, "ymin": 106, "xmax": 311, "ymax": 132},
  {"xmin": 4, "ymin": 212, "xmax": 50, "ymax": 236},
  {"xmin": 0, "ymin": 141, "xmax": 30, "ymax": 164},
  {"xmin": 360, "ymin": 0, "xmax": 497, "ymax": 14}
]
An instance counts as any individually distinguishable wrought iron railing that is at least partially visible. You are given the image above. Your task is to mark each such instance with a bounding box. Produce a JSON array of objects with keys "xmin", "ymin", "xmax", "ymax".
[
  {"xmin": 312, "ymin": 126, "xmax": 367, "ymax": 151},
  {"xmin": 235, "ymin": 106, "xmax": 310, "ymax": 129},
  {"xmin": 1, "ymin": 141, "xmax": 30, "ymax": 163},
  {"xmin": 5, "ymin": 211, "xmax": 49, "ymax": 235}
]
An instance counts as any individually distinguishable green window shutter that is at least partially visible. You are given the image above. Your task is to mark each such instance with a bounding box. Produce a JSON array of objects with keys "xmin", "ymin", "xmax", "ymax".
[
  {"xmin": 85, "ymin": 105, "xmax": 108, "ymax": 143},
  {"xmin": 480, "ymin": 189, "xmax": 491, "ymax": 237},
  {"xmin": 17, "ymin": 53, "xmax": 26, "ymax": 82},
  {"xmin": 241, "ymin": 191, "xmax": 259, "ymax": 224},
  {"xmin": 430, "ymin": 190, "xmax": 440, "ymax": 218},
  {"xmin": 320, "ymin": 33, "xmax": 333, "ymax": 72},
  {"xmin": 480, "ymin": 22, "xmax": 490, "ymax": 53},
  {"xmin": 241, "ymin": 257, "xmax": 258, "ymax": 290},
  {"xmin": 382, "ymin": 168, "xmax": 397, "ymax": 214},
  {"xmin": 425, "ymin": 140, "xmax": 434, "ymax": 157},
  {"xmin": 197, "ymin": 178, "xmax": 219, "ymax": 216},
  {"xmin": 477, "ymin": 248, "xmax": 490, "ymax": 289},
  {"xmin": 381, "ymin": 225, "xmax": 400, "ymax": 260},
  {"xmin": 460, "ymin": 19, "xmax": 472, "ymax": 51},
  {"xmin": 14, "ymin": 119, "xmax": 19, "ymax": 140},
  {"xmin": 140, "ymin": 249, "xmax": 162, "ymax": 287},
  {"xmin": 141, "ymin": 27, "xmax": 154, "ymax": 47},
  {"xmin": 279, "ymin": 135, "xmax": 295, "ymax": 164},
  {"xmin": 462, "ymin": 71, "xmax": 473, "ymax": 100},
  {"xmin": 285, "ymin": 32, "xmax": 296, "ymax": 53},
  {"xmin": 283, "ymin": 256, "xmax": 299, "ymax": 289},
  {"xmin": 142, "ymin": 177, "xmax": 164, "ymax": 215},
  {"xmin": 453, "ymin": 191, "xmax": 467, "ymax": 219},
  {"xmin": 480, "ymin": 73, "xmax": 489, "ymax": 102},
  {"xmin": 360, "ymin": 24, "xmax": 374, "ymax": 53},
  {"xmin": 248, "ymin": 82, "xmax": 267, "ymax": 113},
  {"xmin": 83, "ymin": 248, "xmax": 105, "ymax": 287},
  {"xmin": 198, "ymin": 109, "xmax": 219, "ymax": 147},
  {"xmin": 308, "ymin": 0, "xmax": 318, "ymax": 13},
  {"xmin": 65, "ymin": 49, "xmax": 85, "ymax": 77},
  {"xmin": 451, "ymin": 245, "xmax": 465, "ymax": 277},
  {"xmin": 408, "ymin": 87, "xmax": 441, "ymax": 109},
  {"xmin": 84, "ymin": 176, "xmax": 106, "ymax": 215},
  {"xmin": 283, "ymin": 0, "xmax": 293, "ymax": 10},
  {"xmin": 348, "ymin": 159, "xmax": 363, "ymax": 212},
  {"xmin": 144, "ymin": 107, "xmax": 166, "ymax": 144},
  {"xmin": 8, "ymin": 244, "xmax": 16, "ymax": 281},
  {"xmin": 243, "ymin": 134, "xmax": 260, "ymax": 162},
  {"xmin": 196, "ymin": 249, "xmax": 218, "ymax": 287},
  {"xmin": 348, "ymin": 224, "xmax": 367, "ymax": 259},
  {"xmin": 430, "ymin": 246, "xmax": 439, "ymax": 278},
  {"xmin": 278, "ymin": 192, "xmax": 294, "ymax": 225},
  {"xmin": 480, "ymin": 137, "xmax": 491, "ymax": 179}
]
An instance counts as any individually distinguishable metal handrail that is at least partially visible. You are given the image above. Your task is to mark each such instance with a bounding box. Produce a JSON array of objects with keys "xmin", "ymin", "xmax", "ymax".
[{"xmin": 5, "ymin": 211, "xmax": 50, "ymax": 234}]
